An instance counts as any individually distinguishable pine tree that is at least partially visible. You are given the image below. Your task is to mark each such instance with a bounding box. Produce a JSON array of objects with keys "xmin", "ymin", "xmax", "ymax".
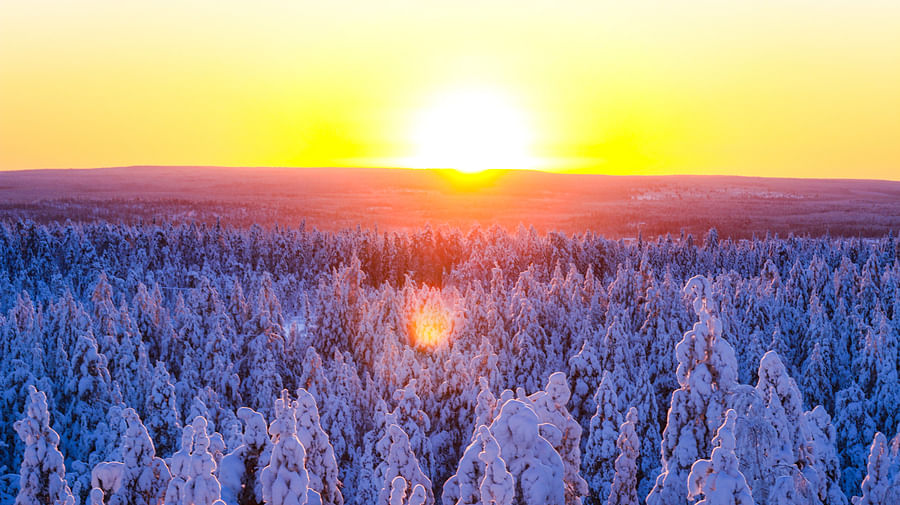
[
  {"xmin": 105, "ymin": 408, "xmax": 172, "ymax": 505},
  {"xmin": 293, "ymin": 389, "xmax": 343, "ymax": 505},
  {"xmin": 686, "ymin": 410, "xmax": 755, "ymax": 505},
  {"xmin": 165, "ymin": 416, "xmax": 225, "ymax": 505},
  {"xmin": 260, "ymin": 391, "xmax": 314, "ymax": 505},
  {"xmin": 441, "ymin": 425, "xmax": 494, "ymax": 505},
  {"xmin": 488, "ymin": 399, "xmax": 565, "ymax": 505},
  {"xmin": 647, "ymin": 275, "xmax": 740, "ymax": 505},
  {"xmin": 320, "ymin": 352, "xmax": 360, "ymax": 504},
  {"xmin": 432, "ymin": 347, "xmax": 477, "ymax": 493},
  {"xmin": 802, "ymin": 406, "xmax": 848, "ymax": 505},
  {"xmin": 14, "ymin": 385, "xmax": 76, "ymax": 505},
  {"xmin": 606, "ymin": 407, "xmax": 640, "ymax": 505},
  {"xmin": 220, "ymin": 407, "xmax": 272, "ymax": 505},
  {"xmin": 376, "ymin": 425, "xmax": 434, "ymax": 505},
  {"xmin": 835, "ymin": 385, "xmax": 878, "ymax": 496},
  {"xmin": 851, "ymin": 432, "xmax": 900, "ymax": 505},
  {"xmin": 165, "ymin": 424, "xmax": 195, "ymax": 505},
  {"xmin": 477, "ymin": 427, "xmax": 514, "ymax": 505},
  {"xmin": 386, "ymin": 380, "xmax": 433, "ymax": 480},
  {"xmin": 567, "ymin": 338, "xmax": 603, "ymax": 432},
  {"xmin": 525, "ymin": 372, "xmax": 588, "ymax": 505},
  {"xmin": 582, "ymin": 371, "xmax": 621, "ymax": 505},
  {"xmin": 145, "ymin": 361, "xmax": 181, "ymax": 457}
]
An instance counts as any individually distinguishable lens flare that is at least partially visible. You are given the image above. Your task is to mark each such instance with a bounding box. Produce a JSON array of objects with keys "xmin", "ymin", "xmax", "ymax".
[{"xmin": 409, "ymin": 302, "xmax": 453, "ymax": 350}]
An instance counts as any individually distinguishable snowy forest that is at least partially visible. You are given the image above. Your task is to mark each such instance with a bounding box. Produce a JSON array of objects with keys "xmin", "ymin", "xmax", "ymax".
[{"xmin": 1, "ymin": 220, "xmax": 899, "ymax": 505}]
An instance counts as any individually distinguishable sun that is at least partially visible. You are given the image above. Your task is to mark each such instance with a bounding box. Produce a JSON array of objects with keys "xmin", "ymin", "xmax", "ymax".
[{"xmin": 405, "ymin": 87, "xmax": 538, "ymax": 173}]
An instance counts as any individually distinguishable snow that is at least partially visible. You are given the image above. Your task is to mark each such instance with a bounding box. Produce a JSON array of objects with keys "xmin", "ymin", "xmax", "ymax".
[
  {"xmin": 687, "ymin": 410, "xmax": 755, "ymax": 505},
  {"xmin": 261, "ymin": 390, "xmax": 311, "ymax": 505},
  {"xmin": 488, "ymin": 399, "xmax": 565, "ymax": 505},
  {"xmin": 1, "ymin": 222, "xmax": 898, "ymax": 505}
]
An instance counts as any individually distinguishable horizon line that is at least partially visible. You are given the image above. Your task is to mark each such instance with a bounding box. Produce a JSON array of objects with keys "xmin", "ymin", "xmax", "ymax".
[{"xmin": 2, "ymin": 164, "xmax": 899, "ymax": 184}]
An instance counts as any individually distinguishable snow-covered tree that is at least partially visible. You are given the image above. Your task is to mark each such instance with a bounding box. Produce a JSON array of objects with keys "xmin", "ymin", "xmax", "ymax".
[
  {"xmin": 567, "ymin": 338, "xmax": 603, "ymax": 432},
  {"xmin": 488, "ymin": 399, "xmax": 565, "ymax": 505},
  {"xmin": 385, "ymin": 380, "xmax": 433, "ymax": 480},
  {"xmin": 441, "ymin": 425, "xmax": 490, "ymax": 505},
  {"xmin": 647, "ymin": 275, "xmax": 740, "ymax": 505},
  {"xmin": 835, "ymin": 385, "xmax": 878, "ymax": 496},
  {"xmin": 851, "ymin": 432, "xmax": 900, "ymax": 505},
  {"xmin": 220, "ymin": 407, "xmax": 272, "ymax": 505},
  {"xmin": 260, "ymin": 391, "xmax": 315, "ymax": 505},
  {"xmin": 376, "ymin": 425, "xmax": 434, "ymax": 505},
  {"xmin": 582, "ymin": 371, "xmax": 621, "ymax": 505},
  {"xmin": 165, "ymin": 416, "xmax": 225, "ymax": 505},
  {"xmin": 755, "ymin": 351, "xmax": 807, "ymax": 462},
  {"xmin": 477, "ymin": 426, "xmax": 514, "ymax": 505},
  {"xmin": 687, "ymin": 409, "xmax": 755, "ymax": 505},
  {"xmin": 103, "ymin": 408, "xmax": 172, "ymax": 505},
  {"xmin": 15, "ymin": 385, "xmax": 76, "ymax": 505},
  {"xmin": 145, "ymin": 361, "xmax": 181, "ymax": 457},
  {"xmin": 606, "ymin": 407, "xmax": 640, "ymax": 505},
  {"xmin": 802, "ymin": 406, "xmax": 848, "ymax": 505},
  {"xmin": 293, "ymin": 389, "xmax": 342, "ymax": 505},
  {"xmin": 525, "ymin": 372, "xmax": 588, "ymax": 505}
]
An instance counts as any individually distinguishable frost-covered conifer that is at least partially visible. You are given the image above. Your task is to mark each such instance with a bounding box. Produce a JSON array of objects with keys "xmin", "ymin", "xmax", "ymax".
[
  {"xmin": 376, "ymin": 425, "xmax": 434, "ymax": 505},
  {"xmin": 802, "ymin": 406, "xmax": 848, "ymax": 505},
  {"xmin": 165, "ymin": 424, "xmax": 195, "ymax": 505},
  {"xmin": 386, "ymin": 380, "xmax": 433, "ymax": 479},
  {"xmin": 835, "ymin": 385, "xmax": 878, "ymax": 496},
  {"xmin": 642, "ymin": 267, "xmax": 689, "ymax": 425},
  {"xmin": 293, "ymin": 389, "xmax": 343, "ymax": 505},
  {"xmin": 488, "ymin": 399, "xmax": 565, "ymax": 505},
  {"xmin": 145, "ymin": 361, "xmax": 181, "ymax": 457},
  {"xmin": 567, "ymin": 338, "xmax": 602, "ymax": 432},
  {"xmin": 851, "ymin": 432, "xmax": 900, "ymax": 505},
  {"xmin": 870, "ymin": 311, "xmax": 900, "ymax": 433},
  {"xmin": 104, "ymin": 408, "xmax": 172, "ymax": 505},
  {"xmin": 321, "ymin": 352, "xmax": 360, "ymax": 503},
  {"xmin": 582, "ymin": 371, "xmax": 620, "ymax": 505},
  {"xmin": 526, "ymin": 372, "xmax": 588, "ymax": 505},
  {"xmin": 239, "ymin": 276, "xmax": 286, "ymax": 416},
  {"xmin": 471, "ymin": 378, "xmax": 498, "ymax": 442},
  {"xmin": 165, "ymin": 416, "xmax": 225, "ymax": 505},
  {"xmin": 801, "ymin": 342, "xmax": 834, "ymax": 415},
  {"xmin": 687, "ymin": 410, "xmax": 755, "ymax": 505},
  {"xmin": 15, "ymin": 385, "xmax": 76, "ymax": 505},
  {"xmin": 478, "ymin": 427, "xmax": 514, "ymax": 505},
  {"xmin": 298, "ymin": 348, "xmax": 330, "ymax": 406},
  {"xmin": 756, "ymin": 351, "xmax": 805, "ymax": 464},
  {"xmin": 131, "ymin": 282, "xmax": 175, "ymax": 365},
  {"xmin": 511, "ymin": 298, "xmax": 547, "ymax": 394},
  {"xmin": 433, "ymin": 347, "xmax": 477, "ymax": 491},
  {"xmin": 220, "ymin": 407, "xmax": 272, "ymax": 505},
  {"xmin": 61, "ymin": 332, "xmax": 122, "ymax": 497},
  {"xmin": 358, "ymin": 399, "xmax": 390, "ymax": 505},
  {"xmin": 260, "ymin": 391, "xmax": 313, "ymax": 505},
  {"xmin": 606, "ymin": 407, "xmax": 640, "ymax": 505},
  {"xmin": 441, "ymin": 425, "xmax": 492, "ymax": 505},
  {"xmin": 647, "ymin": 275, "xmax": 739, "ymax": 505},
  {"xmin": 470, "ymin": 337, "xmax": 501, "ymax": 395},
  {"xmin": 189, "ymin": 417, "xmax": 225, "ymax": 505}
]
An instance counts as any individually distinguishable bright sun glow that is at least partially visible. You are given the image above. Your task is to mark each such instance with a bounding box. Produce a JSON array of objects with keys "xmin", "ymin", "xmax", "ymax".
[
  {"xmin": 409, "ymin": 300, "xmax": 453, "ymax": 350},
  {"xmin": 405, "ymin": 87, "xmax": 538, "ymax": 173}
]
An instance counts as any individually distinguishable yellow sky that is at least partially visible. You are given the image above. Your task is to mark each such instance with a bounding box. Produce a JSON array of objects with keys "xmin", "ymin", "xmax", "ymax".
[{"xmin": 1, "ymin": 0, "xmax": 899, "ymax": 179}]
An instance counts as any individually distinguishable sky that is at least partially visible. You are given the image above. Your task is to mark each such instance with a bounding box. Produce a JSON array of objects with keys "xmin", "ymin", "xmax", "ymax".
[{"xmin": 1, "ymin": 0, "xmax": 899, "ymax": 179}]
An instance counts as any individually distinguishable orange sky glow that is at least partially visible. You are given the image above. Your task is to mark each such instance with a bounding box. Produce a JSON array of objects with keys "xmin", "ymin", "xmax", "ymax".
[{"xmin": 1, "ymin": 1, "xmax": 899, "ymax": 179}]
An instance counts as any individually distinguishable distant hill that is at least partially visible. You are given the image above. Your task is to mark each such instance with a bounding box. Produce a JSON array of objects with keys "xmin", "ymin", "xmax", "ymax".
[{"xmin": 1, "ymin": 166, "xmax": 898, "ymax": 238}]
